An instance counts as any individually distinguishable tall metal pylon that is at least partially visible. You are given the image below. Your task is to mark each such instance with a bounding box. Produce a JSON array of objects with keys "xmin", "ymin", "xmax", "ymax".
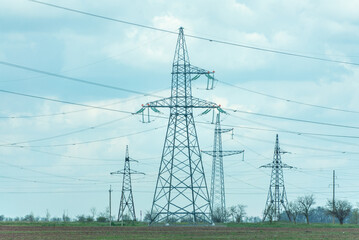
[
  {"xmin": 111, "ymin": 145, "xmax": 144, "ymax": 221},
  {"xmin": 261, "ymin": 134, "xmax": 293, "ymax": 221},
  {"xmin": 137, "ymin": 27, "xmax": 221, "ymax": 224},
  {"xmin": 202, "ymin": 113, "xmax": 244, "ymax": 222}
]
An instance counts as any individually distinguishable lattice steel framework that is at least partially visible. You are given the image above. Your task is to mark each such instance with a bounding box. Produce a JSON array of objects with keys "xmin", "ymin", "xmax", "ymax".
[
  {"xmin": 261, "ymin": 134, "xmax": 293, "ymax": 221},
  {"xmin": 202, "ymin": 113, "xmax": 244, "ymax": 222},
  {"xmin": 111, "ymin": 145, "xmax": 144, "ymax": 221},
  {"xmin": 138, "ymin": 27, "xmax": 221, "ymax": 224}
]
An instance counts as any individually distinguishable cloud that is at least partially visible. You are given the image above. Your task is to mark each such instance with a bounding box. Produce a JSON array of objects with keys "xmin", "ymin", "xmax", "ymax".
[{"xmin": 1, "ymin": 0, "xmax": 359, "ymax": 218}]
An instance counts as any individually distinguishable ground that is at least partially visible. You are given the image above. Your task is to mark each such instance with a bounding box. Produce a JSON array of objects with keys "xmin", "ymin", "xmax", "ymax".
[{"xmin": 0, "ymin": 222, "xmax": 359, "ymax": 239}]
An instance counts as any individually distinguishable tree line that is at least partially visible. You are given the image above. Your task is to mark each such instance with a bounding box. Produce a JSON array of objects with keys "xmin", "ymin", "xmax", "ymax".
[{"xmin": 0, "ymin": 195, "xmax": 357, "ymax": 224}]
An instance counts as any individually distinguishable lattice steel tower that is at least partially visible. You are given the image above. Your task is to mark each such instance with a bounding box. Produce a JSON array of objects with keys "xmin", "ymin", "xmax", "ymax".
[
  {"xmin": 138, "ymin": 27, "xmax": 220, "ymax": 224},
  {"xmin": 261, "ymin": 134, "xmax": 293, "ymax": 221},
  {"xmin": 111, "ymin": 145, "xmax": 144, "ymax": 221},
  {"xmin": 202, "ymin": 113, "xmax": 244, "ymax": 222}
]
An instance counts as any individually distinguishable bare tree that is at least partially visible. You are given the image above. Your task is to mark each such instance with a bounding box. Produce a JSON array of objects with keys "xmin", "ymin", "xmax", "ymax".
[
  {"xmin": 349, "ymin": 208, "xmax": 359, "ymax": 224},
  {"xmin": 45, "ymin": 209, "xmax": 51, "ymax": 222},
  {"xmin": 263, "ymin": 205, "xmax": 275, "ymax": 223},
  {"xmin": 212, "ymin": 207, "xmax": 227, "ymax": 223},
  {"xmin": 287, "ymin": 201, "xmax": 301, "ymax": 224},
  {"xmin": 326, "ymin": 199, "xmax": 352, "ymax": 224},
  {"xmin": 297, "ymin": 195, "xmax": 315, "ymax": 224},
  {"xmin": 90, "ymin": 207, "xmax": 97, "ymax": 220},
  {"xmin": 62, "ymin": 210, "xmax": 70, "ymax": 222},
  {"xmin": 23, "ymin": 212, "xmax": 35, "ymax": 222},
  {"xmin": 228, "ymin": 205, "xmax": 246, "ymax": 223}
]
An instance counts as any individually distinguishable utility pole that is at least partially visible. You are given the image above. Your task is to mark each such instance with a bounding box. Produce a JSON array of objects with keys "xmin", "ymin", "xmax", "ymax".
[
  {"xmin": 137, "ymin": 27, "xmax": 221, "ymax": 224},
  {"xmin": 111, "ymin": 145, "xmax": 144, "ymax": 222},
  {"xmin": 261, "ymin": 134, "xmax": 293, "ymax": 222},
  {"xmin": 330, "ymin": 170, "xmax": 337, "ymax": 224},
  {"xmin": 109, "ymin": 185, "xmax": 112, "ymax": 226},
  {"xmin": 202, "ymin": 113, "xmax": 244, "ymax": 222}
]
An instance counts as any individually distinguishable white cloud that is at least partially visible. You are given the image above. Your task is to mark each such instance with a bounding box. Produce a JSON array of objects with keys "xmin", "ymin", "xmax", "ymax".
[{"xmin": 1, "ymin": 0, "xmax": 359, "ymax": 218}]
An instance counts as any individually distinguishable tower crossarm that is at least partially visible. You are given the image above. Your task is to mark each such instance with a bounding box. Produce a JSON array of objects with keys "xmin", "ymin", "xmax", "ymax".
[
  {"xmin": 190, "ymin": 97, "xmax": 219, "ymax": 108},
  {"xmin": 138, "ymin": 97, "xmax": 220, "ymax": 109},
  {"xmin": 170, "ymin": 64, "xmax": 215, "ymax": 76},
  {"xmin": 260, "ymin": 163, "xmax": 273, "ymax": 168},
  {"xmin": 218, "ymin": 128, "xmax": 233, "ymax": 134},
  {"xmin": 185, "ymin": 65, "xmax": 217, "ymax": 90},
  {"xmin": 188, "ymin": 65, "xmax": 213, "ymax": 75},
  {"xmin": 202, "ymin": 150, "xmax": 244, "ymax": 157},
  {"xmin": 129, "ymin": 158, "xmax": 139, "ymax": 163},
  {"xmin": 259, "ymin": 163, "xmax": 294, "ymax": 169},
  {"xmin": 142, "ymin": 97, "xmax": 172, "ymax": 108},
  {"xmin": 282, "ymin": 163, "xmax": 294, "ymax": 169},
  {"xmin": 110, "ymin": 170, "xmax": 145, "ymax": 175}
]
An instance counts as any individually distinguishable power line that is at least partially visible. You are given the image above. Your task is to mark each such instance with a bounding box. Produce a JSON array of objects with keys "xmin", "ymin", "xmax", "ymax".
[
  {"xmin": 0, "ymin": 175, "xmax": 117, "ymax": 186},
  {"xmin": 28, "ymin": 0, "xmax": 359, "ymax": 67},
  {"xmin": 0, "ymin": 30, "xmax": 169, "ymax": 85},
  {"xmin": 29, "ymin": 0, "xmax": 178, "ymax": 34},
  {"xmin": 28, "ymin": 0, "xmax": 178, "ymax": 35},
  {"xmin": 202, "ymin": 161, "xmax": 265, "ymax": 191},
  {"xmin": 224, "ymin": 115, "xmax": 359, "ymax": 148},
  {"xmin": 20, "ymin": 148, "xmax": 119, "ymax": 162},
  {"xmin": 3, "ymin": 189, "xmax": 359, "ymax": 195},
  {"xmin": 236, "ymin": 134, "xmax": 359, "ymax": 155},
  {"xmin": 218, "ymin": 81, "xmax": 359, "ymax": 115},
  {"xmin": 4, "ymin": 86, "xmax": 359, "ymax": 136},
  {"xmin": 225, "ymin": 107, "xmax": 359, "ymax": 130},
  {"xmin": 198, "ymin": 119, "xmax": 359, "ymax": 140},
  {"xmin": 0, "ymin": 87, "xmax": 167, "ymax": 119},
  {"xmin": 0, "ymin": 61, "xmax": 164, "ymax": 98},
  {"xmin": 0, "ymin": 89, "xmax": 134, "ymax": 114},
  {"xmin": 0, "ymin": 115, "xmax": 132, "ymax": 146},
  {"xmin": 26, "ymin": 148, "xmax": 160, "ymax": 163},
  {"xmin": 3, "ymin": 125, "xmax": 166, "ymax": 148},
  {"xmin": 4, "ymin": 87, "xmax": 359, "ymax": 152},
  {"xmin": 0, "ymin": 160, "xmax": 114, "ymax": 183}
]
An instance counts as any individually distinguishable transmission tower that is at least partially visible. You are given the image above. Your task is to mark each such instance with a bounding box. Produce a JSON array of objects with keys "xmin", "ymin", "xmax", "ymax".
[
  {"xmin": 261, "ymin": 134, "xmax": 293, "ymax": 221},
  {"xmin": 137, "ymin": 27, "xmax": 221, "ymax": 224},
  {"xmin": 110, "ymin": 145, "xmax": 144, "ymax": 221},
  {"xmin": 202, "ymin": 113, "xmax": 244, "ymax": 222}
]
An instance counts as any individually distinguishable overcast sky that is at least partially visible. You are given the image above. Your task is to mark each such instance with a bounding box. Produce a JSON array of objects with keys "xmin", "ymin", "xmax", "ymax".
[{"xmin": 1, "ymin": 0, "xmax": 359, "ymax": 220}]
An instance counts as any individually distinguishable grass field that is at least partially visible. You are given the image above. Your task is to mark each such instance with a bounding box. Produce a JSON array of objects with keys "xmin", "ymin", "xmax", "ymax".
[{"xmin": 0, "ymin": 222, "xmax": 359, "ymax": 239}]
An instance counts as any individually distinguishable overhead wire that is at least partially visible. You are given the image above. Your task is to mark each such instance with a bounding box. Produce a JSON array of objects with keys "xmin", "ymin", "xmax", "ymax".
[
  {"xmin": 197, "ymin": 118, "xmax": 359, "ymax": 140},
  {"xmin": 3, "ymin": 125, "xmax": 166, "ymax": 148},
  {"xmin": 0, "ymin": 175, "xmax": 118, "ymax": 186},
  {"xmin": 0, "ymin": 115, "xmax": 133, "ymax": 146},
  {"xmin": 226, "ymin": 114, "xmax": 359, "ymax": 148},
  {"xmin": 0, "ymin": 160, "xmax": 118, "ymax": 184},
  {"xmin": 2, "ymin": 87, "xmax": 359, "ymax": 156},
  {"xmin": 0, "ymin": 31, "xmax": 169, "ymax": 84},
  {"xmin": 2, "ymin": 86, "xmax": 359, "ymax": 150},
  {"xmin": 218, "ymin": 80, "xmax": 359, "ymax": 115},
  {"xmin": 0, "ymin": 89, "xmax": 135, "ymax": 114},
  {"xmin": 0, "ymin": 61, "xmax": 165, "ymax": 98},
  {"xmin": 224, "ymin": 107, "xmax": 359, "ymax": 131},
  {"xmin": 18, "ymin": 148, "xmax": 119, "ymax": 162},
  {"xmin": 28, "ymin": 0, "xmax": 359, "ymax": 67},
  {"xmin": 1, "ymin": 0, "xmax": 357, "ymax": 204},
  {"xmin": 229, "ymin": 114, "xmax": 359, "ymax": 140},
  {"xmin": 0, "ymin": 87, "xmax": 168, "ymax": 119},
  {"xmin": 235, "ymin": 134, "xmax": 359, "ymax": 155}
]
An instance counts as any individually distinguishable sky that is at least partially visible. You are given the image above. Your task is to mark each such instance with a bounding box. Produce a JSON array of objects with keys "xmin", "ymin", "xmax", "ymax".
[{"xmin": 1, "ymin": 0, "xmax": 359, "ymax": 220}]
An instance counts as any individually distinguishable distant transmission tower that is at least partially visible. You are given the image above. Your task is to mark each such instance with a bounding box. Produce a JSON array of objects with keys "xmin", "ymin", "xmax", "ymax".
[
  {"xmin": 137, "ymin": 27, "xmax": 221, "ymax": 224},
  {"xmin": 261, "ymin": 134, "xmax": 293, "ymax": 221},
  {"xmin": 202, "ymin": 113, "xmax": 244, "ymax": 222},
  {"xmin": 111, "ymin": 145, "xmax": 144, "ymax": 221}
]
